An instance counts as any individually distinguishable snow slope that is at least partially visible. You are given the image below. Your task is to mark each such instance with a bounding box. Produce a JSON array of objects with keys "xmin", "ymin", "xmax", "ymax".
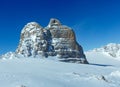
[{"xmin": 0, "ymin": 51, "xmax": 120, "ymax": 87}]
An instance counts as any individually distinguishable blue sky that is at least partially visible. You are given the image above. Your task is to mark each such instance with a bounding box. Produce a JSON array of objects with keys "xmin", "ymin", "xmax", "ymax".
[{"xmin": 0, "ymin": 0, "xmax": 120, "ymax": 54}]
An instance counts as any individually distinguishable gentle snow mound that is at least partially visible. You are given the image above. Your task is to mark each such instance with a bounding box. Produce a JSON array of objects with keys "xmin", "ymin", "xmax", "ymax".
[{"xmin": 110, "ymin": 71, "xmax": 120, "ymax": 77}]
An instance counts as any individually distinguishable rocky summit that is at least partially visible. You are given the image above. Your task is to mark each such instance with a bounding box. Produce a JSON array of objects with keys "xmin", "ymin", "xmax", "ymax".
[{"xmin": 16, "ymin": 18, "xmax": 88, "ymax": 64}]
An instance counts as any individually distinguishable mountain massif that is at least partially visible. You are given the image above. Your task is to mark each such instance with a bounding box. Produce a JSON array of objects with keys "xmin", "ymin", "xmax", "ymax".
[{"xmin": 15, "ymin": 18, "xmax": 88, "ymax": 64}]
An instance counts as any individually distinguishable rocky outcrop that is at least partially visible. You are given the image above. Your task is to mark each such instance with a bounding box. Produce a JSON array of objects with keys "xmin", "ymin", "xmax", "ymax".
[{"xmin": 16, "ymin": 18, "xmax": 88, "ymax": 64}]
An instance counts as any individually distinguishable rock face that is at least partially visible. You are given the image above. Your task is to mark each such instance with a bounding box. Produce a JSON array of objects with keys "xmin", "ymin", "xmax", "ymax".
[{"xmin": 16, "ymin": 18, "xmax": 88, "ymax": 64}]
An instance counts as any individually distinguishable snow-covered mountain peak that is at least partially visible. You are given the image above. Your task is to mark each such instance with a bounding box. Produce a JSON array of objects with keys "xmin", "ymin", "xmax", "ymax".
[
  {"xmin": 91, "ymin": 43, "xmax": 120, "ymax": 58},
  {"xmin": 106, "ymin": 43, "xmax": 120, "ymax": 47},
  {"xmin": 21, "ymin": 22, "xmax": 43, "ymax": 34},
  {"xmin": 26, "ymin": 22, "xmax": 40, "ymax": 26}
]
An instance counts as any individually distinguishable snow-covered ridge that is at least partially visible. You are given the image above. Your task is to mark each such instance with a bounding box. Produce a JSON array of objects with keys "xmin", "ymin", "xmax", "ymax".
[
  {"xmin": 0, "ymin": 52, "xmax": 15, "ymax": 59},
  {"xmin": 90, "ymin": 43, "xmax": 120, "ymax": 58},
  {"xmin": 0, "ymin": 52, "xmax": 25, "ymax": 59}
]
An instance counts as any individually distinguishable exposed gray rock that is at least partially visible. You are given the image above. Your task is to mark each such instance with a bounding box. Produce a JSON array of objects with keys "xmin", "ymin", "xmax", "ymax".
[{"xmin": 16, "ymin": 18, "xmax": 88, "ymax": 64}]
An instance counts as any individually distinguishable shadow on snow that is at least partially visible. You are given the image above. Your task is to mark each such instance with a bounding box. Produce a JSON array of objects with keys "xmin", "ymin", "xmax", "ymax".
[{"xmin": 88, "ymin": 63, "xmax": 113, "ymax": 67}]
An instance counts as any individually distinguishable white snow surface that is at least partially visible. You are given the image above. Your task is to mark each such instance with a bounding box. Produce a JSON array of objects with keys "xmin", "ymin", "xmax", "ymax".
[{"xmin": 0, "ymin": 51, "xmax": 120, "ymax": 87}]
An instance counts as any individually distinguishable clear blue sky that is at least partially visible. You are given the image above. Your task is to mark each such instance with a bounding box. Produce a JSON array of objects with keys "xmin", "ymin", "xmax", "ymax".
[{"xmin": 0, "ymin": 0, "xmax": 120, "ymax": 54}]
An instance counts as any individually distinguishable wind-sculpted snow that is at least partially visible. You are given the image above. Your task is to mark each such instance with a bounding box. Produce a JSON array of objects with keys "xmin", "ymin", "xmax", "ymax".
[
  {"xmin": 16, "ymin": 18, "xmax": 88, "ymax": 64},
  {"xmin": 0, "ymin": 52, "xmax": 120, "ymax": 87}
]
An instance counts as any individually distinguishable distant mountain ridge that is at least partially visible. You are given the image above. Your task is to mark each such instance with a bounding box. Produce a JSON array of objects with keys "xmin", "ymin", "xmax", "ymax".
[{"xmin": 89, "ymin": 43, "xmax": 120, "ymax": 58}]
